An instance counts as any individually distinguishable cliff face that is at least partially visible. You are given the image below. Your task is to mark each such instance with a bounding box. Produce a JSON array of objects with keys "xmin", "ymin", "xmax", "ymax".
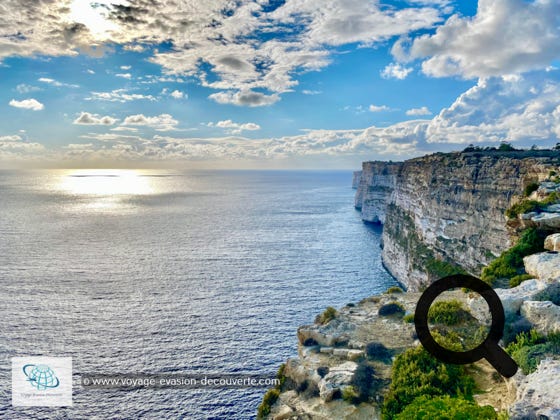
[
  {"xmin": 357, "ymin": 151, "xmax": 559, "ymax": 290},
  {"xmin": 354, "ymin": 162, "xmax": 401, "ymax": 224}
]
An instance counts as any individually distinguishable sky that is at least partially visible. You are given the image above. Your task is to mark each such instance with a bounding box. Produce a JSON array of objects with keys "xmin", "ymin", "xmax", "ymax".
[{"xmin": 0, "ymin": 0, "xmax": 559, "ymax": 169}]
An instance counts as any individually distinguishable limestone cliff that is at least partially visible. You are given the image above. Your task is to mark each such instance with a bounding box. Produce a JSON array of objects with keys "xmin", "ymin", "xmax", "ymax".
[{"xmin": 356, "ymin": 151, "xmax": 559, "ymax": 291}]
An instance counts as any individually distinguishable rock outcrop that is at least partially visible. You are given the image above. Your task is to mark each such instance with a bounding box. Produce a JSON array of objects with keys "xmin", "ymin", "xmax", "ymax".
[
  {"xmin": 509, "ymin": 359, "xmax": 560, "ymax": 420},
  {"xmin": 352, "ymin": 171, "xmax": 362, "ymax": 190},
  {"xmin": 520, "ymin": 301, "xmax": 560, "ymax": 335},
  {"xmin": 355, "ymin": 151, "xmax": 559, "ymax": 290},
  {"xmin": 544, "ymin": 233, "xmax": 560, "ymax": 251},
  {"xmin": 523, "ymin": 251, "xmax": 560, "ymax": 282}
]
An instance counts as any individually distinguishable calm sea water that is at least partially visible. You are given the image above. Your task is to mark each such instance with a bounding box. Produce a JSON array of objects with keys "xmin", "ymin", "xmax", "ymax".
[{"xmin": 0, "ymin": 169, "xmax": 396, "ymax": 419}]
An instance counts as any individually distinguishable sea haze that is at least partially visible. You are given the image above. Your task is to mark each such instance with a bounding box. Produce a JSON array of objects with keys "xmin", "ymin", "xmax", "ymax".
[{"xmin": 0, "ymin": 169, "xmax": 396, "ymax": 419}]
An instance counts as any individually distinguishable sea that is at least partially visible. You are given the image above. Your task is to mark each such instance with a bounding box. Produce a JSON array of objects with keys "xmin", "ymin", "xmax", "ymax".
[{"xmin": 0, "ymin": 169, "xmax": 397, "ymax": 419}]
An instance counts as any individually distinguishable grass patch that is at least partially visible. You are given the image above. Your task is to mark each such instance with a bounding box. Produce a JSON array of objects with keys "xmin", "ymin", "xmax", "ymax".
[
  {"xmin": 403, "ymin": 313, "xmax": 415, "ymax": 324},
  {"xmin": 385, "ymin": 286, "xmax": 404, "ymax": 294},
  {"xmin": 428, "ymin": 300, "xmax": 470, "ymax": 325},
  {"xmin": 394, "ymin": 395, "xmax": 497, "ymax": 420},
  {"xmin": 506, "ymin": 330, "xmax": 560, "ymax": 374},
  {"xmin": 315, "ymin": 306, "xmax": 337, "ymax": 325},
  {"xmin": 524, "ymin": 182, "xmax": 539, "ymax": 197},
  {"xmin": 509, "ymin": 273, "xmax": 533, "ymax": 288},
  {"xmin": 425, "ymin": 258, "xmax": 467, "ymax": 279},
  {"xmin": 481, "ymin": 228, "xmax": 545, "ymax": 285}
]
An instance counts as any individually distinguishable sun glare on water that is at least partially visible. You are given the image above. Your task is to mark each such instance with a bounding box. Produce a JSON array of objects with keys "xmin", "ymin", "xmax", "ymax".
[{"xmin": 59, "ymin": 169, "xmax": 154, "ymax": 212}]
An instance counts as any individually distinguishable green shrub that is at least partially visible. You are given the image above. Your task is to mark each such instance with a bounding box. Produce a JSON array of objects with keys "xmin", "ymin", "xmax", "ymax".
[
  {"xmin": 509, "ymin": 273, "xmax": 533, "ymax": 288},
  {"xmin": 505, "ymin": 330, "xmax": 560, "ymax": 374},
  {"xmin": 430, "ymin": 330, "xmax": 463, "ymax": 352},
  {"xmin": 394, "ymin": 395, "xmax": 497, "ymax": 420},
  {"xmin": 341, "ymin": 385, "xmax": 359, "ymax": 403},
  {"xmin": 276, "ymin": 363, "xmax": 286, "ymax": 389},
  {"xmin": 403, "ymin": 313, "xmax": 415, "ymax": 323},
  {"xmin": 425, "ymin": 258, "xmax": 467, "ymax": 279},
  {"xmin": 505, "ymin": 200, "xmax": 544, "ymax": 219},
  {"xmin": 351, "ymin": 362, "xmax": 380, "ymax": 403},
  {"xmin": 257, "ymin": 388, "xmax": 280, "ymax": 418},
  {"xmin": 382, "ymin": 346, "xmax": 475, "ymax": 419},
  {"xmin": 366, "ymin": 341, "xmax": 392, "ymax": 362},
  {"xmin": 316, "ymin": 306, "xmax": 337, "ymax": 325},
  {"xmin": 524, "ymin": 182, "xmax": 539, "ymax": 197},
  {"xmin": 549, "ymin": 170, "xmax": 557, "ymax": 177},
  {"xmin": 481, "ymin": 228, "xmax": 544, "ymax": 284},
  {"xmin": 378, "ymin": 302, "xmax": 405, "ymax": 317},
  {"xmin": 428, "ymin": 300, "xmax": 470, "ymax": 325},
  {"xmin": 385, "ymin": 286, "xmax": 404, "ymax": 294}
]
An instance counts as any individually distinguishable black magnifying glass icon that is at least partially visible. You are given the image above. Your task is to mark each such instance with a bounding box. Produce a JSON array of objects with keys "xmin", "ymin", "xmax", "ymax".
[{"xmin": 414, "ymin": 274, "xmax": 518, "ymax": 378}]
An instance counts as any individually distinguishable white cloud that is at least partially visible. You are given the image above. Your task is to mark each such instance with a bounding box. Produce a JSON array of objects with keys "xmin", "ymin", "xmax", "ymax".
[
  {"xmin": 209, "ymin": 90, "xmax": 280, "ymax": 107},
  {"xmin": 9, "ymin": 98, "xmax": 44, "ymax": 111},
  {"xmin": 73, "ymin": 112, "xmax": 118, "ymax": 125},
  {"xmin": 116, "ymin": 73, "xmax": 132, "ymax": 79},
  {"xmin": 170, "ymin": 90, "xmax": 185, "ymax": 99},
  {"xmin": 86, "ymin": 89, "xmax": 156, "ymax": 102},
  {"xmin": 38, "ymin": 77, "xmax": 79, "ymax": 88},
  {"xmin": 401, "ymin": 0, "xmax": 560, "ymax": 78},
  {"xmin": 86, "ymin": 69, "xmax": 95, "ymax": 74},
  {"xmin": 122, "ymin": 114, "xmax": 179, "ymax": 131},
  {"xmin": 369, "ymin": 104, "xmax": 391, "ymax": 112},
  {"xmin": 0, "ymin": 0, "xmax": 448, "ymax": 105},
  {"xmin": 302, "ymin": 90, "xmax": 322, "ymax": 95},
  {"xmin": 209, "ymin": 119, "xmax": 261, "ymax": 134},
  {"xmin": 381, "ymin": 63, "xmax": 413, "ymax": 80},
  {"xmin": 0, "ymin": 135, "xmax": 23, "ymax": 142},
  {"xmin": 406, "ymin": 106, "xmax": 432, "ymax": 116},
  {"xmin": 120, "ymin": 65, "xmax": 131, "ymax": 70}
]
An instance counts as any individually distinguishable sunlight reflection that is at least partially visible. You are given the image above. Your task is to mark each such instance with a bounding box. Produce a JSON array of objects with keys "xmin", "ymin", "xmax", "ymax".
[{"xmin": 59, "ymin": 169, "xmax": 154, "ymax": 212}]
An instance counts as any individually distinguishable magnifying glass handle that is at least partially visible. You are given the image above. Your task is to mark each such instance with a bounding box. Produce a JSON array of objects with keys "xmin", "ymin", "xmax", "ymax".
[{"xmin": 484, "ymin": 344, "xmax": 518, "ymax": 378}]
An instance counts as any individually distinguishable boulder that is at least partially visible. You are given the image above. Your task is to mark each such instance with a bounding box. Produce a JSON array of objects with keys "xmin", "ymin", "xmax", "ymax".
[
  {"xmin": 520, "ymin": 301, "xmax": 560, "ymax": 335},
  {"xmin": 469, "ymin": 280, "xmax": 548, "ymax": 319},
  {"xmin": 347, "ymin": 350, "xmax": 364, "ymax": 361},
  {"xmin": 530, "ymin": 212, "xmax": 560, "ymax": 230},
  {"xmin": 509, "ymin": 359, "xmax": 560, "ymax": 419},
  {"xmin": 544, "ymin": 233, "xmax": 560, "ymax": 252},
  {"xmin": 524, "ymin": 252, "xmax": 560, "ymax": 282},
  {"xmin": 318, "ymin": 361, "xmax": 357, "ymax": 402}
]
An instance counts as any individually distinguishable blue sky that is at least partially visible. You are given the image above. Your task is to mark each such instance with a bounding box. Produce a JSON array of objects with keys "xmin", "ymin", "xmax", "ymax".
[{"xmin": 1, "ymin": 0, "xmax": 559, "ymax": 168}]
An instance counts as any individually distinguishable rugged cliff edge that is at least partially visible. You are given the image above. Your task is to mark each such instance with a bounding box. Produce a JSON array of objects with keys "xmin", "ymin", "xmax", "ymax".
[
  {"xmin": 355, "ymin": 151, "xmax": 560, "ymax": 291},
  {"xmin": 261, "ymin": 150, "xmax": 560, "ymax": 419}
]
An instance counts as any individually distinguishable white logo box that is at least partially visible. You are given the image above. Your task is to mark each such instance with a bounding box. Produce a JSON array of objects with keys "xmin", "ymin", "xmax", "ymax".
[{"xmin": 12, "ymin": 357, "xmax": 72, "ymax": 407}]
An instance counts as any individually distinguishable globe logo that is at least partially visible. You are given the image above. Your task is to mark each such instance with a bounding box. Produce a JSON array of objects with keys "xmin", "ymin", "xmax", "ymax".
[{"xmin": 23, "ymin": 364, "xmax": 60, "ymax": 390}]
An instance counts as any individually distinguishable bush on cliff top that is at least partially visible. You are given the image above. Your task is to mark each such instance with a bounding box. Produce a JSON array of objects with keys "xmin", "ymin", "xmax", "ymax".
[
  {"xmin": 394, "ymin": 395, "xmax": 497, "ymax": 420},
  {"xmin": 382, "ymin": 346, "xmax": 475, "ymax": 419},
  {"xmin": 378, "ymin": 302, "xmax": 405, "ymax": 317},
  {"xmin": 506, "ymin": 330, "xmax": 560, "ymax": 374},
  {"xmin": 481, "ymin": 228, "xmax": 544, "ymax": 285},
  {"xmin": 425, "ymin": 258, "xmax": 467, "ymax": 279},
  {"xmin": 257, "ymin": 388, "xmax": 280, "ymax": 418},
  {"xmin": 315, "ymin": 306, "xmax": 337, "ymax": 325},
  {"xmin": 428, "ymin": 300, "xmax": 471, "ymax": 326}
]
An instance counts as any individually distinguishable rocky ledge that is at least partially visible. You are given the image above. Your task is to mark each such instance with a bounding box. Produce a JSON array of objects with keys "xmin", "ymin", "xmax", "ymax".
[{"xmin": 264, "ymin": 235, "xmax": 560, "ymax": 419}]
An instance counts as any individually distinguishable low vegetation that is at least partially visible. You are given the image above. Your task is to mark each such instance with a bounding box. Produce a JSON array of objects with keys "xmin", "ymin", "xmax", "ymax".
[
  {"xmin": 315, "ymin": 306, "xmax": 337, "ymax": 325},
  {"xmin": 257, "ymin": 388, "xmax": 280, "ymax": 418},
  {"xmin": 385, "ymin": 286, "xmax": 404, "ymax": 294},
  {"xmin": 509, "ymin": 273, "xmax": 533, "ymax": 288},
  {"xmin": 523, "ymin": 182, "xmax": 540, "ymax": 197},
  {"xmin": 481, "ymin": 228, "xmax": 544, "ymax": 285},
  {"xmin": 366, "ymin": 341, "xmax": 393, "ymax": 363},
  {"xmin": 505, "ymin": 192, "xmax": 559, "ymax": 219},
  {"xmin": 394, "ymin": 395, "xmax": 497, "ymax": 419},
  {"xmin": 506, "ymin": 330, "xmax": 560, "ymax": 374},
  {"xmin": 428, "ymin": 300, "xmax": 470, "ymax": 325},
  {"xmin": 378, "ymin": 302, "xmax": 405, "ymax": 317},
  {"xmin": 403, "ymin": 313, "xmax": 414, "ymax": 323},
  {"xmin": 425, "ymin": 258, "xmax": 467, "ymax": 279},
  {"xmin": 382, "ymin": 346, "xmax": 476, "ymax": 419}
]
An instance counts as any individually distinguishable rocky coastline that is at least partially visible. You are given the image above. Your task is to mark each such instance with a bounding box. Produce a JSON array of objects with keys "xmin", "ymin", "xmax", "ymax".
[{"xmin": 261, "ymin": 150, "xmax": 560, "ymax": 419}]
